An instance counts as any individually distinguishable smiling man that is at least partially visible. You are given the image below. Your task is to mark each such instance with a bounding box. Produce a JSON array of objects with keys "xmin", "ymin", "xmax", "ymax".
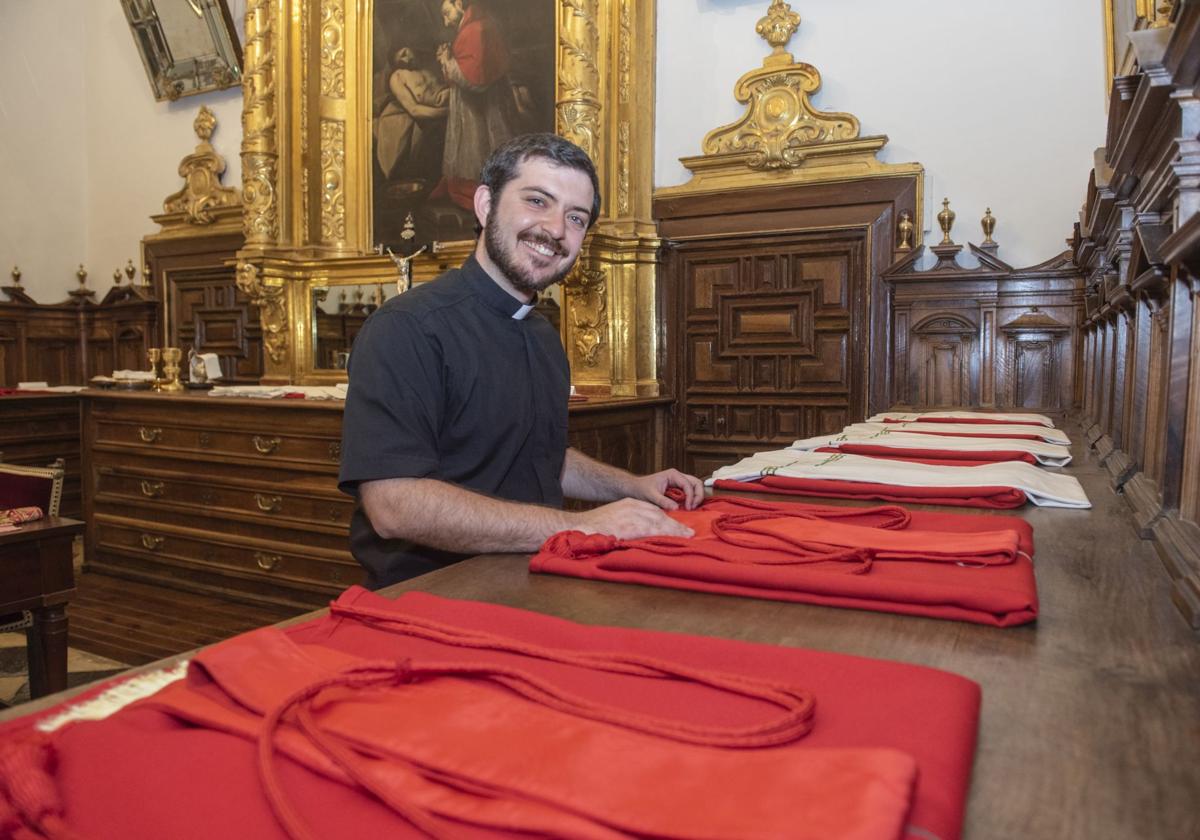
[{"xmin": 339, "ymin": 133, "xmax": 703, "ymax": 589}]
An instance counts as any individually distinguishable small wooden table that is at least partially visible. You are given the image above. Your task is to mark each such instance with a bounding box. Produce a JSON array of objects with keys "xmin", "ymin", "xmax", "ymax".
[{"xmin": 0, "ymin": 516, "xmax": 83, "ymax": 697}]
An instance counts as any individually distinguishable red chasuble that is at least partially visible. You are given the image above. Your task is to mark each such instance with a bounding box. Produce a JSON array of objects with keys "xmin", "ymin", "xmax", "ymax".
[
  {"xmin": 532, "ymin": 495, "xmax": 1038, "ymax": 626},
  {"xmin": 813, "ymin": 443, "xmax": 1039, "ymax": 466},
  {"xmin": 0, "ymin": 589, "xmax": 983, "ymax": 840},
  {"xmin": 714, "ymin": 474, "xmax": 1031, "ymax": 507}
]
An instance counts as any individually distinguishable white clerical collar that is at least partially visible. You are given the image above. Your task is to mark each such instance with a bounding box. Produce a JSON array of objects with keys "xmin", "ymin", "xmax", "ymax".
[{"xmin": 512, "ymin": 303, "xmax": 534, "ymax": 320}]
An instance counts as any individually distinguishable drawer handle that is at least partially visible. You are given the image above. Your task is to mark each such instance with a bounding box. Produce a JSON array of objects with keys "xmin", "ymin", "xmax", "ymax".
[
  {"xmin": 252, "ymin": 435, "xmax": 281, "ymax": 454},
  {"xmin": 141, "ymin": 534, "xmax": 164, "ymax": 551},
  {"xmin": 140, "ymin": 480, "xmax": 165, "ymax": 498},
  {"xmin": 139, "ymin": 426, "xmax": 163, "ymax": 443},
  {"xmin": 255, "ymin": 551, "xmax": 281, "ymax": 571},
  {"xmin": 255, "ymin": 493, "xmax": 282, "ymax": 512}
]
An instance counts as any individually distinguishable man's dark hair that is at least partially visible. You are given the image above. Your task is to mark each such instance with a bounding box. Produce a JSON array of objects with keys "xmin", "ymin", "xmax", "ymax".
[{"xmin": 477, "ymin": 133, "xmax": 601, "ymax": 233}]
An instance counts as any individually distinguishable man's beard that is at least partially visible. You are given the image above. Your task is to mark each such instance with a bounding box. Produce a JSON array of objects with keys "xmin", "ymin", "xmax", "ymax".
[{"xmin": 483, "ymin": 215, "xmax": 575, "ymax": 298}]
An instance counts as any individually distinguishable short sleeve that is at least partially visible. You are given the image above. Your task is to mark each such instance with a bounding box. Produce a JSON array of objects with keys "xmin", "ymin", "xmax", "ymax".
[{"xmin": 338, "ymin": 308, "xmax": 444, "ymax": 495}]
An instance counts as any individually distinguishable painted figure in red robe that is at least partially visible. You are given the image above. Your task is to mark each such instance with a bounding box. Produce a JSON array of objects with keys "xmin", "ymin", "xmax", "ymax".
[{"xmin": 434, "ymin": 0, "xmax": 523, "ymax": 211}]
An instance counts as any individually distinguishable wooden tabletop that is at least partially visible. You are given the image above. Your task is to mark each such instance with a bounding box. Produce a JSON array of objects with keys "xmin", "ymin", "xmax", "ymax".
[
  {"xmin": 377, "ymin": 430, "xmax": 1200, "ymax": 840},
  {"xmin": 3, "ymin": 427, "xmax": 1198, "ymax": 839}
]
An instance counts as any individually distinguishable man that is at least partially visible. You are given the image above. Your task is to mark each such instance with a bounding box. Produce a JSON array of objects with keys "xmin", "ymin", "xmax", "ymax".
[
  {"xmin": 339, "ymin": 133, "xmax": 703, "ymax": 589},
  {"xmin": 374, "ymin": 46, "xmax": 449, "ymax": 183},
  {"xmin": 433, "ymin": 0, "xmax": 522, "ymax": 212}
]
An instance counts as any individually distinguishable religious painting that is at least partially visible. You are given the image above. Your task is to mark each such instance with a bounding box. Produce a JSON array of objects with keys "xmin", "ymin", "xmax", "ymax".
[{"xmin": 371, "ymin": 0, "xmax": 557, "ymax": 250}]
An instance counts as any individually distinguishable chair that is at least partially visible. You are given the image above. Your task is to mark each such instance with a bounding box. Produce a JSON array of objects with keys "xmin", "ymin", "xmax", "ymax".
[
  {"xmin": 0, "ymin": 459, "xmax": 66, "ymax": 634},
  {"xmin": 0, "ymin": 459, "xmax": 64, "ymax": 518}
]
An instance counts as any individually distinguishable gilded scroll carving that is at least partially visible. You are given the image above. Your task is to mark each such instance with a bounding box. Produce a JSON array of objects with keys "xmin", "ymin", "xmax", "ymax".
[
  {"xmin": 241, "ymin": 0, "xmax": 279, "ymax": 244},
  {"xmin": 557, "ymin": 0, "xmax": 601, "ymax": 161},
  {"xmin": 755, "ymin": 0, "xmax": 801, "ymax": 52},
  {"xmin": 617, "ymin": 121, "xmax": 631, "ymax": 215},
  {"xmin": 703, "ymin": 68, "xmax": 860, "ymax": 170},
  {"xmin": 700, "ymin": 0, "xmax": 862, "ymax": 171},
  {"xmin": 236, "ymin": 261, "xmax": 288, "ymax": 363},
  {"xmin": 618, "ymin": 0, "xmax": 631, "ymax": 104},
  {"xmin": 320, "ymin": 0, "xmax": 346, "ymax": 98},
  {"xmin": 565, "ymin": 265, "xmax": 608, "ymax": 367},
  {"xmin": 320, "ymin": 121, "xmax": 347, "ymax": 243},
  {"xmin": 300, "ymin": 0, "xmax": 310, "ymax": 231},
  {"xmin": 162, "ymin": 106, "xmax": 240, "ymax": 225}
]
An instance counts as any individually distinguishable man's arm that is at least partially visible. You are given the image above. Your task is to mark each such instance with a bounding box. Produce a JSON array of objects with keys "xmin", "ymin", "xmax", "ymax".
[
  {"xmin": 561, "ymin": 447, "xmax": 705, "ymax": 511},
  {"xmin": 360, "ymin": 475, "xmax": 693, "ymax": 555}
]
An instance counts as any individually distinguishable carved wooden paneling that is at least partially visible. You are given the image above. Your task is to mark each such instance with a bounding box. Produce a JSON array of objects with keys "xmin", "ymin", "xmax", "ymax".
[
  {"xmin": 672, "ymin": 233, "xmax": 865, "ymax": 477},
  {"xmin": 1075, "ymin": 6, "xmax": 1200, "ymax": 626},
  {"xmin": 143, "ymin": 229, "xmax": 260, "ymax": 383},
  {"xmin": 886, "ymin": 247, "xmax": 1082, "ymax": 412},
  {"xmin": 656, "ymin": 174, "xmax": 919, "ymax": 476},
  {"xmin": 0, "ymin": 287, "xmax": 157, "ymax": 386},
  {"xmin": 0, "ymin": 394, "xmax": 82, "ymax": 518}
]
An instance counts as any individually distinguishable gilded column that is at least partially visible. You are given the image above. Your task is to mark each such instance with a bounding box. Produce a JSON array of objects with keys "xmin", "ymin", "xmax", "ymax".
[
  {"xmin": 318, "ymin": 0, "xmax": 348, "ymax": 249},
  {"xmin": 557, "ymin": 0, "xmax": 602, "ymax": 163},
  {"xmin": 241, "ymin": 0, "xmax": 281, "ymax": 246}
]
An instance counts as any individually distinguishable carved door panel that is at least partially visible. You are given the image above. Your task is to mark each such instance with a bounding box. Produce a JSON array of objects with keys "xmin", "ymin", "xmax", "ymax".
[
  {"xmin": 673, "ymin": 231, "xmax": 867, "ymax": 477},
  {"xmin": 926, "ymin": 341, "xmax": 964, "ymax": 407},
  {"xmin": 27, "ymin": 338, "xmax": 79, "ymax": 386},
  {"xmin": 0, "ymin": 325, "xmax": 18, "ymax": 386},
  {"xmin": 1014, "ymin": 340, "xmax": 1052, "ymax": 408},
  {"xmin": 174, "ymin": 268, "xmax": 264, "ymax": 383},
  {"xmin": 907, "ymin": 320, "xmax": 976, "ymax": 409}
]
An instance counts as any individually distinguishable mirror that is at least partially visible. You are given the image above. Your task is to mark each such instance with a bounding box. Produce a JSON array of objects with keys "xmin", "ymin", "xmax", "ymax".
[
  {"xmin": 312, "ymin": 284, "xmax": 403, "ymax": 370},
  {"xmin": 121, "ymin": 0, "xmax": 243, "ymax": 102},
  {"xmin": 308, "ymin": 281, "xmax": 563, "ymax": 373}
]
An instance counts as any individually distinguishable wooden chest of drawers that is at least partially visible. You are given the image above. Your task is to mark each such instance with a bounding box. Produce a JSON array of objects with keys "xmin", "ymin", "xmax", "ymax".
[
  {"xmin": 81, "ymin": 391, "xmax": 670, "ymax": 610},
  {"xmin": 82, "ymin": 392, "xmax": 353, "ymax": 610}
]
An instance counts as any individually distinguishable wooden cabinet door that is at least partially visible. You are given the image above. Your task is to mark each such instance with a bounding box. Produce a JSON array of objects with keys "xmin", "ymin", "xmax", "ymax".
[{"xmin": 671, "ymin": 231, "xmax": 868, "ymax": 476}]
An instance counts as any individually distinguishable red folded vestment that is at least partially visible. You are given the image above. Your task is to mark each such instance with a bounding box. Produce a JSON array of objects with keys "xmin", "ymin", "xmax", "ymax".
[
  {"xmin": 532, "ymin": 495, "xmax": 1037, "ymax": 627},
  {"xmin": 0, "ymin": 588, "xmax": 983, "ymax": 840},
  {"xmin": 714, "ymin": 474, "xmax": 1029, "ymax": 508},
  {"xmin": 879, "ymin": 417, "xmax": 1047, "ymax": 426},
  {"xmin": 815, "ymin": 443, "xmax": 1039, "ymax": 467}
]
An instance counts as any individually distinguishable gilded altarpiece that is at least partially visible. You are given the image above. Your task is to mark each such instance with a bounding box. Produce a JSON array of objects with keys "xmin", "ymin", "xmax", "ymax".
[{"xmin": 235, "ymin": 0, "xmax": 659, "ymax": 393}]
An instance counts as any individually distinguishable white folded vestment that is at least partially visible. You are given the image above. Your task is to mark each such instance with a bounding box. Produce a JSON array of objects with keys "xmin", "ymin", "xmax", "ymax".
[
  {"xmin": 867, "ymin": 410, "xmax": 1055, "ymax": 428},
  {"xmin": 708, "ymin": 449, "xmax": 1091, "ymax": 509},
  {"xmin": 847, "ymin": 421, "xmax": 1070, "ymax": 446},
  {"xmin": 790, "ymin": 430, "xmax": 1072, "ymax": 467}
]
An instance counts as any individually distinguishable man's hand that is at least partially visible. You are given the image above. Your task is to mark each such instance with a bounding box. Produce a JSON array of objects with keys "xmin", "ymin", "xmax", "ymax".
[
  {"xmin": 630, "ymin": 469, "xmax": 705, "ymax": 511},
  {"xmin": 573, "ymin": 498, "xmax": 693, "ymax": 540}
]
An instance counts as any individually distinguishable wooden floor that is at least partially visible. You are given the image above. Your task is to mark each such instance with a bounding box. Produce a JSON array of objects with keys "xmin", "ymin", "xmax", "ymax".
[{"xmin": 67, "ymin": 572, "xmax": 306, "ymax": 665}]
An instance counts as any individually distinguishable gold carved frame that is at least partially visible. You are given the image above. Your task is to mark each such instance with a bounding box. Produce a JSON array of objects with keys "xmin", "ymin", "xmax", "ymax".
[{"xmin": 235, "ymin": 0, "xmax": 659, "ymax": 393}]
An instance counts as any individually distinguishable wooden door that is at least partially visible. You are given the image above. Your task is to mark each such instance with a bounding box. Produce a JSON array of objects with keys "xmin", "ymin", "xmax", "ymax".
[{"xmin": 671, "ymin": 230, "xmax": 868, "ymax": 477}]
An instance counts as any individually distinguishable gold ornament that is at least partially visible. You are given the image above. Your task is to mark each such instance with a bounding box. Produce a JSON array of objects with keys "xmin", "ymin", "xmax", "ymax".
[{"xmin": 937, "ymin": 198, "xmax": 956, "ymax": 245}]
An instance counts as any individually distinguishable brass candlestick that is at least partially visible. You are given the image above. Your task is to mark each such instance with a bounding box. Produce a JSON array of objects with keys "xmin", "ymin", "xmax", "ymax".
[
  {"xmin": 160, "ymin": 347, "xmax": 185, "ymax": 392},
  {"xmin": 148, "ymin": 347, "xmax": 164, "ymax": 391}
]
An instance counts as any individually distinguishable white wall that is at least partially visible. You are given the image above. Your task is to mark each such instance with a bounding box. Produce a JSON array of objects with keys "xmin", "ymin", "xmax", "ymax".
[
  {"xmin": 0, "ymin": 0, "xmax": 244, "ymax": 303},
  {"xmin": 84, "ymin": 1, "xmax": 244, "ymax": 294},
  {"xmin": 3, "ymin": 1, "xmax": 1107, "ymax": 302},
  {"xmin": 656, "ymin": 0, "xmax": 1108, "ymax": 268},
  {"xmin": 0, "ymin": 0, "xmax": 88, "ymax": 300}
]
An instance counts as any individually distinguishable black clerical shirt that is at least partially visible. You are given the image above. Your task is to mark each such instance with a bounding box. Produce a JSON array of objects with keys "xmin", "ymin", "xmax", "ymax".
[{"xmin": 338, "ymin": 255, "xmax": 570, "ymax": 588}]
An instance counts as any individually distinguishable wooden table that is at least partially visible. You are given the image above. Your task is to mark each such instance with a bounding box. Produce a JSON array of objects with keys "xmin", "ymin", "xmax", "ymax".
[
  {"xmin": 2, "ymin": 431, "xmax": 1199, "ymax": 838},
  {"xmin": 0, "ymin": 516, "xmax": 83, "ymax": 697},
  {"xmin": 374, "ymin": 435, "xmax": 1200, "ymax": 840}
]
